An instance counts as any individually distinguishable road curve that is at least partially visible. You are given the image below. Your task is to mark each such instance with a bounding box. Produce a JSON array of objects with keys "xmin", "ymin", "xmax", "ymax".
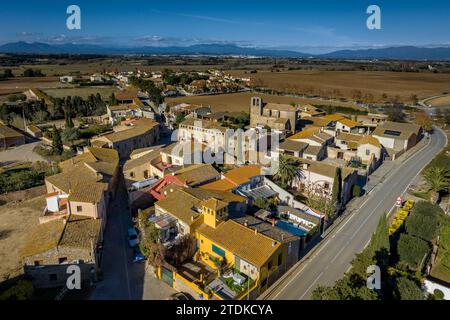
[{"xmin": 263, "ymin": 128, "xmax": 448, "ymax": 300}]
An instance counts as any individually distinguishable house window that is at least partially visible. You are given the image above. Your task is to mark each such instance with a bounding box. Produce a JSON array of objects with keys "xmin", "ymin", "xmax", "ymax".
[
  {"xmin": 77, "ymin": 205, "xmax": 82, "ymax": 213},
  {"xmin": 212, "ymin": 244, "xmax": 225, "ymax": 258},
  {"xmin": 130, "ymin": 172, "xmax": 134, "ymax": 178},
  {"xmin": 59, "ymin": 257, "xmax": 68, "ymax": 264},
  {"xmin": 34, "ymin": 260, "xmax": 43, "ymax": 266},
  {"xmin": 324, "ymin": 182, "xmax": 330, "ymax": 189},
  {"xmin": 49, "ymin": 274, "xmax": 57, "ymax": 281},
  {"xmin": 144, "ymin": 170, "xmax": 149, "ymax": 179},
  {"xmin": 366, "ymin": 149, "xmax": 370, "ymax": 156},
  {"xmin": 278, "ymin": 253, "xmax": 283, "ymax": 266},
  {"xmin": 268, "ymin": 260, "xmax": 273, "ymax": 269}
]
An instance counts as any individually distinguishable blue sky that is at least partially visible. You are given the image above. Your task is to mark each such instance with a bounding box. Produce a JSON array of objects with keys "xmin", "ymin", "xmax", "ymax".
[{"xmin": 0, "ymin": 0, "xmax": 449, "ymax": 53}]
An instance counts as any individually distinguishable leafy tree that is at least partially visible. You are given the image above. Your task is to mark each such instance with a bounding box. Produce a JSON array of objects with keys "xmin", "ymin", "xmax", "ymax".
[
  {"xmin": 51, "ymin": 125, "xmax": 63, "ymax": 155},
  {"xmin": 422, "ymin": 166, "xmax": 450, "ymax": 204},
  {"xmin": 367, "ymin": 214, "xmax": 391, "ymax": 272},
  {"xmin": 0, "ymin": 104, "xmax": 14, "ymax": 126},
  {"xmin": 394, "ymin": 277, "xmax": 424, "ymax": 300},
  {"xmin": 387, "ymin": 107, "xmax": 405, "ymax": 122},
  {"xmin": 61, "ymin": 127, "xmax": 80, "ymax": 145},
  {"xmin": 109, "ymin": 92, "xmax": 117, "ymax": 105},
  {"xmin": 2, "ymin": 69, "xmax": 14, "ymax": 78},
  {"xmin": 254, "ymin": 196, "xmax": 269, "ymax": 210},
  {"xmin": 406, "ymin": 201, "xmax": 443, "ymax": 242},
  {"xmin": 414, "ymin": 112, "xmax": 433, "ymax": 132},
  {"xmin": 397, "ymin": 234, "xmax": 430, "ymax": 270},
  {"xmin": 174, "ymin": 113, "xmax": 186, "ymax": 128},
  {"xmin": 273, "ymin": 154, "xmax": 299, "ymax": 188},
  {"xmin": 0, "ymin": 280, "xmax": 33, "ymax": 300}
]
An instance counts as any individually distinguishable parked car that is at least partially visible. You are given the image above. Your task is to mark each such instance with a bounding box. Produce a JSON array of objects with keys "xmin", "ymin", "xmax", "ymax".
[
  {"xmin": 133, "ymin": 247, "xmax": 146, "ymax": 263},
  {"xmin": 127, "ymin": 227, "xmax": 139, "ymax": 247},
  {"xmin": 169, "ymin": 292, "xmax": 194, "ymax": 300}
]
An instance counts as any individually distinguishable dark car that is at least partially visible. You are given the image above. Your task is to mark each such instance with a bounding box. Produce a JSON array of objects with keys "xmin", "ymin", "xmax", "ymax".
[
  {"xmin": 169, "ymin": 292, "xmax": 194, "ymax": 300},
  {"xmin": 133, "ymin": 247, "xmax": 146, "ymax": 263}
]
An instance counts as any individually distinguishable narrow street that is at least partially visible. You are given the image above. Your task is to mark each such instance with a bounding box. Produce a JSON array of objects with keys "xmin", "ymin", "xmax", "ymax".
[{"xmin": 90, "ymin": 172, "xmax": 175, "ymax": 300}]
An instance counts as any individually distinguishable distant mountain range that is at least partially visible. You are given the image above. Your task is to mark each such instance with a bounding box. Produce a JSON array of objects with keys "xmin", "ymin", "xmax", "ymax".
[{"xmin": 1, "ymin": 41, "xmax": 450, "ymax": 60}]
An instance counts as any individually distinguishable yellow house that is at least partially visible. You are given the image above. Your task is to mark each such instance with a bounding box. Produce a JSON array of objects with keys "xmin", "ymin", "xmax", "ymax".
[{"xmin": 195, "ymin": 199, "xmax": 284, "ymax": 296}]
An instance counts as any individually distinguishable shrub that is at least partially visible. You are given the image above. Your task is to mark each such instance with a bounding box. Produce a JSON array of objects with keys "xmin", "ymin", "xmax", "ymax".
[
  {"xmin": 394, "ymin": 277, "xmax": 424, "ymax": 300},
  {"xmin": 352, "ymin": 185, "xmax": 362, "ymax": 197},
  {"xmin": 397, "ymin": 234, "xmax": 430, "ymax": 270}
]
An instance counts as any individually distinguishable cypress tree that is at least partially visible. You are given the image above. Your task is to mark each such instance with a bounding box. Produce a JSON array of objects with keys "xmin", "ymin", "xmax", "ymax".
[
  {"xmin": 332, "ymin": 167, "xmax": 342, "ymax": 205},
  {"xmin": 51, "ymin": 125, "xmax": 63, "ymax": 155}
]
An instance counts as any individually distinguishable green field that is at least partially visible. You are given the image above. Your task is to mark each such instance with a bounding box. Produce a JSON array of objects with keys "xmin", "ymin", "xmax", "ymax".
[{"xmin": 43, "ymin": 86, "xmax": 118, "ymax": 99}]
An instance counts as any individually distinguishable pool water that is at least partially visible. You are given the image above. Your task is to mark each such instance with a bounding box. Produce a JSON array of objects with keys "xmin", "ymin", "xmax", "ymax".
[{"xmin": 276, "ymin": 220, "xmax": 308, "ymax": 237}]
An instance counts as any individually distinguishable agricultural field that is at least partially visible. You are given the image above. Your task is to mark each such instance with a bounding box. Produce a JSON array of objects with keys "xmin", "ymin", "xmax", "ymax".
[
  {"xmin": 165, "ymin": 91, "xmax": 361, "ymax": 114},
  {"xmin": 425, "ymin": 95, "xmax": 450, "ymax": 107},
  {"xmin": 226, "ymin": 70, "xmax": 450, "ymax": 103},
  {"xmin": 0, "ymin": 76, "xmax": 62, "ymax": 97},
  {"xmin": 42, "ymin": 86, "xmax": 118, "ymax": 99}
]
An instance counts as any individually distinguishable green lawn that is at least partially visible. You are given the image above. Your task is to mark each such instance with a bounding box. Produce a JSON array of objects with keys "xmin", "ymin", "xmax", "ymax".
[{"xmin": 431, "ymin": 225, "xmax": 450, "ymax": 283}]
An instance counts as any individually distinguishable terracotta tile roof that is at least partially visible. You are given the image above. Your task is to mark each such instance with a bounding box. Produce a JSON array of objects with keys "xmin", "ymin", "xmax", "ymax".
[
  {"xmin": 124, "ymin": 147, "xmax": 162, "ymax": 171},
  {"xmin": 199, "ymin": 179, "xmax": 236, "ymax": 192},
  {"xmin": 336, "ymin": 132, "xmax": 364, "ymax": 143},
  {"xmin": 303, "ymin": 145, "xmax": 322, "ymax": 156},
  {"xmin": 58, "ymin": 215, "xmax": 101, "ymax": 249},
  {"xmin": 174, "ymin": 164, "xmax": 220, "ymax": 187},
  {"xmin": 179, "ymin": 118, "xmax": 228, "ymax": 133},
  {"xmin": 27, "ymin": 125, "xmax": 42, "ymax": 133},
  {"xmin": 201, "ymin": 198, "xmax": 228, "ymax": 211},
  {"xmin": 264, "ymin": 102, "xmax": 296, "ymax": 112},
  {"xmin": 372, "ymin": 121, "xmax": 421, "ymax": 140},
  {"xmin": 156, "ymin": 189, "xmax": 202, "ymax": 225},
  {"xmin": 279, "ymin": 140, "xmax": 309, "ymax": 152},
  {"xmin": 21, "ymin": 215, "xmax": 101, "ymax": 257},
  {"xmin": 68, "ymin": 181, "xmax": 108, "ymax": 203},
  {"xmin": 338, "ymin": 118, "xmax": 360, "ymax": 128},
  {"xmin": 233, "ymin": 215, "xmax": 299, "ymax": 243},
  {"xmin": 0, "ymin": 124, "xmax": 24, "ymax": 138},
  {"xmin": 320, "ymin": 114, "xmax": 346, "ymax": 122},
  {"xmin": 297, "ymin": 158, "xmax": 355, "ymax": 180},
  {"xmin": 47, "ymin": 148, "xmax": 118, "ymax": 204},
  {"xmin": 197, "ymin": 220, "xmax": 280, "ymax": 267},
  {"xmin": 223, "ymin": 165, "xmax": 262, "ymax": 185},
  {"xmin": 358, "ymin": 135, "xmax": 382, "ymax": 148},
  {"xmin": 288, "ymin": 127, "xmax": 321, "ymax": 140},
  {"xmin": 100, "ymin": 118, "xmax": 158, "ymax": 143}
]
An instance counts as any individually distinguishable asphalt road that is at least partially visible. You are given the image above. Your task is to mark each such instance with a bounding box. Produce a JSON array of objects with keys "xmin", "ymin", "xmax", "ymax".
[
  {"xmin": 262, "ymin": 128, "xmax": 448, "ymax": 300},
  {"xmin": 89, "ymin": 174, "xmax": 175, "ymax": 300}
]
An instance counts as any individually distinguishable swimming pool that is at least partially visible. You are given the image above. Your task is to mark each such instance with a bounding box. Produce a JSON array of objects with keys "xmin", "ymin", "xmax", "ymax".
[{"xmin": 276, "ymin": 220, "xmax": 309, "ymax": 237}]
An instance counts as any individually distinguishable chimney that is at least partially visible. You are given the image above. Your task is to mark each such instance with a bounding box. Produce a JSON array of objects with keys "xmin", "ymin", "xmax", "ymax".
[
  {"xmin": 281, "ymin": 233, "xmax": 285, "ymax": 241},
  {"xmin": 272, "ymin": 218, "xmax": 276, "ymax": 227},
  {"xmin": 244, "ymin": 220, "xmax": 248, "ymax": 227},
  {"xmin": 254, "ymin": 228, "xmax": 258, "ymax": 235}
]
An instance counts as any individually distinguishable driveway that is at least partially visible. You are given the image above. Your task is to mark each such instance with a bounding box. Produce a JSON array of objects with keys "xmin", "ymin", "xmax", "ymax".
[
  {"xmin": 89, "ymin": 173, "xmax": 175, "ymax": 300},
  {"xmin": 0, "ymin": 141, "xmax": 45, "ymax": 164}
]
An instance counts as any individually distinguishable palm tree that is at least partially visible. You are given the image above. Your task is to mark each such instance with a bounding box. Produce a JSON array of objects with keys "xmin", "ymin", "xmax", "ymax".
[
  {"xmin": 273, "ymin": 154, "xmax": 300, "ymax": 188},
  {"xmin": 422, "ymin": 166, "xmax": 450, "ymax": 204}
]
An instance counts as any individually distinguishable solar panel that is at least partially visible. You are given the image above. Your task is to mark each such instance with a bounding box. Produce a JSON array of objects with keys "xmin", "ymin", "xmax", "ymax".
[{"xmin": 384, "ymin": 129, "xmax": 401, "ymax": 136}]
